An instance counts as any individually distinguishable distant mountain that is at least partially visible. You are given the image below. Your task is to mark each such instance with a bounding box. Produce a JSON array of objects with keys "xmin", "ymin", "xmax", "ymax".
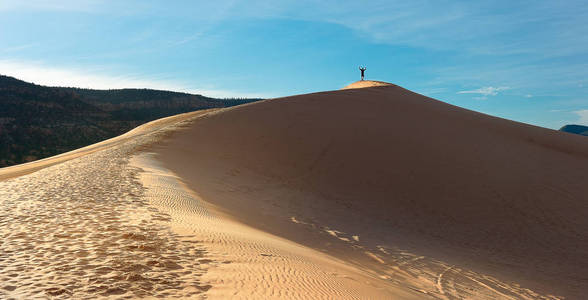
[
  {"xmin": 560, "ymin": 124, "xmax": 588, "ymax": 136},
  {"xmin": 0, "ymin": 75, "xmax": 261, "ymax": 167}
]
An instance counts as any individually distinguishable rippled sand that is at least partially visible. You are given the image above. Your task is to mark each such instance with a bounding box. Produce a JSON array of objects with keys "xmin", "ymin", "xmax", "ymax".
[
  {"xmin": 132, "ymin": 153, "xmax": 416, "ymax": 299},
  {"xmin": 0, "ymin": 113, "xmax": 211, "ymax": 299}
]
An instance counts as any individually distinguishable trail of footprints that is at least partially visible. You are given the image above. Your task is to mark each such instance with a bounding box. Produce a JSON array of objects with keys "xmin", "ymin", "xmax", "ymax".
[
  {"xmin": 291, "ymin": 219, "xmax": 561, "ymax": 300},
  {"xmin": 374, "ymin": 245, "xmax": 561, "ymax": 299},
  {"xmin": 0, "ymin": 131, "xmax": 213, "ymax": 299}
]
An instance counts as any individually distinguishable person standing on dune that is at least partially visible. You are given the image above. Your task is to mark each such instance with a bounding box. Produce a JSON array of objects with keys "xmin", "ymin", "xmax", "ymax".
[{"xmin": 359, "ymin": 66, "xmax": 366, "ymax": 80}]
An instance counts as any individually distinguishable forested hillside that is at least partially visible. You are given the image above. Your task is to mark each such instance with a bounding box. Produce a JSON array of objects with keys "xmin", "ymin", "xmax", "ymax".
[{"xmin": 0, "ymin": 75, "xmax": 261, "ymax": 167}]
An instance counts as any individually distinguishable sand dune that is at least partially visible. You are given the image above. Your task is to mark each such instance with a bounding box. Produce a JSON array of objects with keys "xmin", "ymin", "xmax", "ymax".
[
  {"xmin": 342, "ymin": 80, "xmax": 394, "ymax": 89},
  {"xmin": 0, "ymin": 105, "xmax": 419, "ymax": 298},
  {"xmin": 156, "ymin": 83, "xmax": 588, "ymax": 299},
  {"xmin": 2, "ymin": 82, "xmax": 588, "ymax": 299}
]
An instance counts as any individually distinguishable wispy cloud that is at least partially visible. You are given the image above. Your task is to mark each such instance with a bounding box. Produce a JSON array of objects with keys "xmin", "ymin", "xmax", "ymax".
[
  {"xmin": 573, "ymin": 109, "xmax": 588, "ymax": 125},
  {"xmin": 12, "ymin": 1, "xmax": 586, "ymax": 58},
  {"xmin": 0, "ymin": 60, "xmax": 268, "ymax": 98},
  {"xmin": 417, "ymin": 87, "xmax": 448, "ymax": 95},
  {"xmin": 0, "ymin": 43, "xmax": 37, "ymax": 53},
  {"xmin": 457, "ymin": 86, "xmax": 510, "ymax": 97}
]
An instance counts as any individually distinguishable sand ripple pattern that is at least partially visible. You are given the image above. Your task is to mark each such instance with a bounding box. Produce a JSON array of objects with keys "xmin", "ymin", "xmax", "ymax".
[
  {"xmin": 133, "ymin": 153, "xmax": 410, "ymax": 299},
  {"xmin": 0, "ymin": 132, "xmax": 209, "ymax": 299}
]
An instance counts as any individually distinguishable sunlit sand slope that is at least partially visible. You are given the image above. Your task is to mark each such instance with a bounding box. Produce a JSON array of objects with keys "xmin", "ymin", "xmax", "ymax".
[
  {"xmin": 342, "ymin": 80, "xmax": 394, "ymax": 89},
  {"xmin": 0, "ymin": 111, "xmax": 213, "ymax": 298},
  {"xmin": 156, "ymin": 84, "xmax": 588, "ymax": 299}
]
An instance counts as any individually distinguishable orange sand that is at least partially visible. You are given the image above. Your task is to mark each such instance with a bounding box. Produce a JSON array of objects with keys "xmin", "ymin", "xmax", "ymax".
[{"xmin": 2, "ymin": 82, "xmax": 587, "ymax": 299}]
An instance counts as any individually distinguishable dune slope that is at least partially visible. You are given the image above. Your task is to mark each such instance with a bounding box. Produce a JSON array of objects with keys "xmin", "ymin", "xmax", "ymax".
[{"xmin": 156, "ymin": 84, "xmax": 588, "ymax": 299}]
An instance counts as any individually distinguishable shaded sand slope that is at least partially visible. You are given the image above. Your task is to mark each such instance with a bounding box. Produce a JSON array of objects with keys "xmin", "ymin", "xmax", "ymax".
[{"xmin": 157, "ymin": 84, "xmax": 588, "ymax": 299}]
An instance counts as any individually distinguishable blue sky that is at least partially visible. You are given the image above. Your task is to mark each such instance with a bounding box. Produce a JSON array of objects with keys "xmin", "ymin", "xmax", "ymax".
[{"xmin": 1, "ymin": 1, "xmax": 588, "ymax": 129}]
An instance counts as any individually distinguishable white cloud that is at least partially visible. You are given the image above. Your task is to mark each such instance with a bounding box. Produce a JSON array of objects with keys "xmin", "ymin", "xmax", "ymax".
[
  {"xmin": 0, "ymin": 60, "xmax": 268, "ymax": 99},
  {"xmin": 573, "ymin": 109, "xmax": 588, "ymax": 125},
  {"xmin": 419, "ymin": 87, "xmax": 448, "ymax": 95},
  {"xmin": 457, "ymin": 86, "xmax": 510, "ymax": 97}
]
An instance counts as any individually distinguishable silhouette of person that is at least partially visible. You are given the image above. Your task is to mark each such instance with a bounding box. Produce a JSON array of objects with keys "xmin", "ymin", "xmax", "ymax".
[{"xmin": 359, "ymin": 66, "xmax": 366, "ymax": 80}]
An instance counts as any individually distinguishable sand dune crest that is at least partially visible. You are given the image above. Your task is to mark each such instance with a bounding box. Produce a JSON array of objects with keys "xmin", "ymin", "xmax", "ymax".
[{"xmin": 341, "ymin": 80, "xmax": 394, "ymax": 89}]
